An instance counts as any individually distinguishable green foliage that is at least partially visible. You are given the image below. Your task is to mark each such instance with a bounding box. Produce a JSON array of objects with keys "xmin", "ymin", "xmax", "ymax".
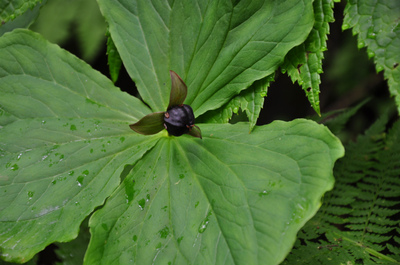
[
  {"xmin": 282, "ymin": 0, "xmax": 336, "ymax": 116},
  {"xmin": 198, "ymin": 74, "xmax": 273, "ymax": 132},
  {"xmin": 29, "ymin": 0, "xmax": 106, "ymax": 62},
  {"xmin": 283, "ymin": 110, "xmax": 400, "ymax": 264},
  {"xmin": 0, "ymin": 0, "xmax": 41, "ymax": 23},
  {"xmin": 99, "ymin": 0, "xmax": 315, "ymax": 114},
  {"xmin": 55, "ymin": 219, "xmax": 91, "ymax": 265},
  {"xmin": 106, "ymin": 32, "xmax": 122, "ymax": 84},
  {"xmin": 0, "ymin": 0, "xmax": 44, "ymax": 36},
  {"xmin": 343, "ymin": 0, "xmax": 400, "ymax": 113},
  {"xmin": 0, "ymin": 0, "xmax": 345, "ymax": 261}
]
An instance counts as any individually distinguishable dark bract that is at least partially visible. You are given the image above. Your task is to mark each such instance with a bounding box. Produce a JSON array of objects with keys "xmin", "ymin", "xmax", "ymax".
[{"xmin": 164, "ymin": 104, "xmax": 195, "ymax": 136}]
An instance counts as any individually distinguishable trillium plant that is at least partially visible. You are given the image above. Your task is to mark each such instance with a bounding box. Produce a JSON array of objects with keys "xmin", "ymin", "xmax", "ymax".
[
  {"xmin": 130, "ymin": 71, "xmax": 202, "ymax": 139},
  {"xmin": 0, "ymin": 1, "xmax": 347, "ymax": 265}
]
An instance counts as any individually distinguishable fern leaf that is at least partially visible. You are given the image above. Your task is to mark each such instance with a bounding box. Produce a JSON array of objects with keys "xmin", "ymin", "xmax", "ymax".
[{"xmin": 283, "ymin": 112, "xmax": 400, "ymax": 264}]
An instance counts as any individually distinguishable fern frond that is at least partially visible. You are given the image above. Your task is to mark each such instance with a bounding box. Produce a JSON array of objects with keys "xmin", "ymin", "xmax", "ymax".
[{"xmin": 283, "ymin": 114, "xmax": 400, "ymax": 264}]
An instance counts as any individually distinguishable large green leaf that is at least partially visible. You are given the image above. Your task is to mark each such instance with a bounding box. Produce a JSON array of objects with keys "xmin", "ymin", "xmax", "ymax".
[
  {"xmin": 0, "ymin": 29, "xmax": 156, "ymax": 262},
  {"xmin": 0, "ymin": 0, "xmax": 41, "ymax": 24},
  {"xmin": 0, "ymin": 28, "xmax": 344, "ymax": 265},
  {"xmin": 343, "ymin": 0, "xmax": 400, "ymax": 112},
  {"xmin": 84, "ymin": 121, "xmax": 343, "ymax": 265},
  {"xmin": 97, "ymin": 0, "xmax": 314, "ymax": 115}
]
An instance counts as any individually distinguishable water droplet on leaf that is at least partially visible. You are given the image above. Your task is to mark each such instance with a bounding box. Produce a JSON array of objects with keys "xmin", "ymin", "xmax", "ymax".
[
  {"xmin": 198, "ymin": 211, "xmax": 212, "ymax": 233},
  {"xmin": 138, "ymin": 198, "xmax": 146, "ymax": 210}
]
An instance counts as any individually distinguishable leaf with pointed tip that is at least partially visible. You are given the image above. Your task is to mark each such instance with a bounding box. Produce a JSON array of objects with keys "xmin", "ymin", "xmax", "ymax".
[
  {"xmin": 98, "ymin": 0, "xmax": 315, "ymax": 114},
  {"xmin": 282, "ymin": 0, "xmax": 336, "ymax": 116},
  {"xmin": 85, "ymin": 120, "xmax": 344, "ymax": 265},
  {"xmin": 0, "ymin": 29, "xmax": 157, "ymax": 263},
  {"xmin": 168, "ymin": 70, "xmax": 187, "ymax": 109},
  {"xmin": 129, "ymin": 112, "xmax": 165, "ymax": 135},
  {"xmin": 187, "ymin": 125, "xmax": 202, "ymax": 139},
  {"xmin": 106, "ymin": 32, "xmax": 122, "ymax": 84}
]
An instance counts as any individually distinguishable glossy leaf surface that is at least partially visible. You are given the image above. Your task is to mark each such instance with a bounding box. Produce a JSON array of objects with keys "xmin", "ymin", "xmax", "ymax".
[
  {"xmin": 168, "ymin": 70, "xmax": 187, "ymax": 109},
  {"xmin": 0, "ymin": 30, "xmax": 156, "ymax": 262},
  {"xmin": 97, "ymin": 0, "xmax": 315, "ymax": 115},
  {"xmin": 0, "ymin": 4, "xmax": 344, "ymax": 264},
  {"xmin": 130, "ymin": 112, "xmax": 165, "ymax": 135},
  {"xmin": 85, "ymin": 121, "xmax": 343, "ymax": 265}
]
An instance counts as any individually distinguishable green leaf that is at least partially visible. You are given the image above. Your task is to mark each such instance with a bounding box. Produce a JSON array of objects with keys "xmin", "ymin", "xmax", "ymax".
[
  {"xmin": 0, "ymin": 29, "xmax": 156, "ymax": 263},
  {"xmin": 0, "ymin": 0, "xmax": 41, "ymax": 24},
  {"xmin": 282, "ymin": 0, "xmax": 336, "ymax": 116},
  {"xmin": 168, "ymin": 70, "xmax": 187, "ymax": 109},
  {"xmin": 129, "ymin": 112, "xmax": 166, "ymax": 135},
  {"xmin": 343, "ymin": 0, "xmax": 400, "ymax": 113},
  {"xmin": 29, "ymin": 0, "xmax": 106, "ymax": 62},
  {"xmin": 55, "ymin": 218, "xmax": 91, "ymax": 265},
  {"xmin": 97, "ymin": 0, "xmax": 315, "ymax": 114},
  {"xmin": 106, "ymin": 32, "xmax": 122, "ymax": 84},
  {"xmin": 283, "ymin": 109, "xmax": 400, "ymax": 265},
  {"xmin": 85, "ymin": 120, "xmax": 344, "ymax": 265},
  {"xmin": 199, "ymin": 74, "xmax": 273, "ymax": 132},
  {"xmin": 0, "ymin": 0, "xmax": 45, "ymax": 37}
]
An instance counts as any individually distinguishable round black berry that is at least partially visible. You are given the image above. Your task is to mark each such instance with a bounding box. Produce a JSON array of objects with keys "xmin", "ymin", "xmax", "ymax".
[{"xmin": 164, "ymin": 104, "xmax": 195, "ymax": 136}]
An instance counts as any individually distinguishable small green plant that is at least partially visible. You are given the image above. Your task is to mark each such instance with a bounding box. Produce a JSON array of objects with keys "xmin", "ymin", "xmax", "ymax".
[{"xmin": 0, "ymin": 0, "xmax": 399, "ymax": 264}]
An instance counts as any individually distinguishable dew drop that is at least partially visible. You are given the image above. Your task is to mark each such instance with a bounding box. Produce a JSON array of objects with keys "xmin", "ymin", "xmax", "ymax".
[
  {"xmin": 70, "ymin": 125, "xmax": 77, "ymax": 131},
  {"xmin": 28, "ymin": 191, "xmax": 34, "ymax": 197},
  {"xmin": 11, "ymin": 164, "xmax": 19, "ymax": 171},
  {"xmin": 179, "ymin": 174, "xmax": 185, "ymax": 179},
  {"xmin": 102, "ymin": 223, "xmax": 108, "ymax": 231},
  {"xmin": 77, "ymin": 176, "xmax": 84, "ymax": 187},
  {"xmin": 120, "ymin": 137, "xmax": 125, "ymax": 143},
  {"xmin": 198, "ymin": 211, "xmax": 212, "ymax": 233},
  {"xmin": 259, "ymin": 190, "xmax": 269, "ymax": 197},
  {"xmin": 68, "ymin": 170, "xmax": 74, "ymax": 176},
  {"xmin": 133, "ymin": 235, "xmax": 138, "ymax": 242},
  {"xmin": 138, "ymin": 198, "xmax": 146, "ymax": 210}
]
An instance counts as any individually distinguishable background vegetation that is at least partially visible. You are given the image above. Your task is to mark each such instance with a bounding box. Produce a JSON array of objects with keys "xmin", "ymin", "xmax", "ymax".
[{"xmin": 0, "ymin": 0, "xmax": 399, "ymax": 264}]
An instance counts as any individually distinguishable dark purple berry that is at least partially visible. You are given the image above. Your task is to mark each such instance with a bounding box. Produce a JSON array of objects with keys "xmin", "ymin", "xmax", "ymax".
[{"xmin": 164, "ymin": 104, "xmax": 195, "ymax": 136}]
